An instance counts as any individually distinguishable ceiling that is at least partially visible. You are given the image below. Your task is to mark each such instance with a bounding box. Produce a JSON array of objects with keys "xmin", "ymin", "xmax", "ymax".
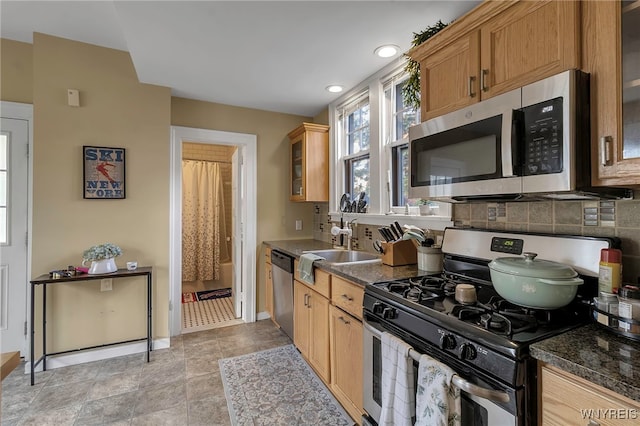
[{"xmin": 1, "ymin": 1, "xmax": 479, "ymax": 117}]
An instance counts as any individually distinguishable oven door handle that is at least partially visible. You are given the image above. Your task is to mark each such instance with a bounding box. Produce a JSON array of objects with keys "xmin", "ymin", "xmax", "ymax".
[
  {"xmin": 364, "ymin": 321, "xmax": 510, "ymax": 404},
  {"xmin": 450, "ymin": 374, "xmax": 510, "ymax": 403}
]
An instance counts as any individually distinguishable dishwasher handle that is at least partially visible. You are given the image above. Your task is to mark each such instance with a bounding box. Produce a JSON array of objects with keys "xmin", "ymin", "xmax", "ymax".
[{"xmin": 271, "ymin": 250, "xmax": 294, "ymax": 273}]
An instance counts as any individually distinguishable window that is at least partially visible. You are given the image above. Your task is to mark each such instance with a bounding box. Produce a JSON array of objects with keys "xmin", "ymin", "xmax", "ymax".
[
  {"xmin": 0, "ymin": 134, "xmax": 7, "ymax": 244},
  {"xmin": 338, "ymin": 94, "xmax": 370, "ymax": 200},
  {"xmin": 383, "ymin": 73, "xmax": 419, "ymax": 207},
  {"xmin": 330, "ymin": 58, "xmax": 445, "ymax": 219}
]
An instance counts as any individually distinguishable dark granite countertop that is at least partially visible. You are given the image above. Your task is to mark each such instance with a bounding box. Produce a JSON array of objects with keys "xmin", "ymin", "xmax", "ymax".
[
  {"xmin": 264, "ymin": 239, "xmax": 422, "ymax": 286},
  {"xmin": 531, "ymin": 323, "xmax": 640, "ymax": 402}
]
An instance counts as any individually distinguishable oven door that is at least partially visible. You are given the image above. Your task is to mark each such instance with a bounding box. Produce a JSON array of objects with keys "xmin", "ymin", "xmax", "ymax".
[{"xmin": 363, "ymin": 318, "xmax": 517, "ymax": 426}]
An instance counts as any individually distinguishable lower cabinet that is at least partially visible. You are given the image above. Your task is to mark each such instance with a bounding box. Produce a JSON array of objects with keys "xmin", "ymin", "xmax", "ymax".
[
  {"xmin": 539, "ymin": 363, "xmax": 640, "ymax": 426},
  {"xmin": 293, "ymin": 279, "xmax": 330, "ymax": 383},
  {"xmin": 329, "ymin": 304, "xmax": 364, "ymax": 422}
]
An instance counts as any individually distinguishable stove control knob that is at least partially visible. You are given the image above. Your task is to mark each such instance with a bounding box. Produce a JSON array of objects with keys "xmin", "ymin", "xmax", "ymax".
[
  {"xmin": 439, "ymin": 334, "xmax": 457, "ymax": 350},
  {"xmin": 459, "ymin": 343, "xmax": 477, "ymax": 361},
  {"xmin": 372, "ymin": 302, "xmax": 384, "ymax": 315},
  {"xmin": 382, "ymin": 307, "xmax": 397, "ymax": 319}
]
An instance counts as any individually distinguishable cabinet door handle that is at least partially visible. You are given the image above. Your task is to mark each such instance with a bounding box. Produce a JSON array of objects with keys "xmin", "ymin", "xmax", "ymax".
[
  {"xmin": 341, "ymin": 294, "xmax": 354, "ymax": 302},
  {"xmin": 481, "ymin": 69, "xmax": 489, "ymax": 92},
  {"xmin": 303, "ymin": 293, "xmax": 309, "ymax": 307},
  {"xmin": 600, "ymin": 136, "xmax": 613, "ymax": 166},
  {"xmin": 587, "ymin": 420, "xmax": 601, "ymax": 426},
  {"xmin": 268, "ymin": 270, "xmax": 271, "ymax": 279},
  {"xmin": 338, "ymin": 316, "xmax": 351, "ymax": 325},
  {"xmin": 468, "ymin": 76, "xmax": 476, "ymax": 98}
]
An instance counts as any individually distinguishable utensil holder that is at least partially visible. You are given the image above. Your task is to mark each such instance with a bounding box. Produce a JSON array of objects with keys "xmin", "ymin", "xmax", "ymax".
[
  {"xmin": 381, "ymin": 239, "xmax": 417, "ymax": 266},
  {"xmin": 417, "ymin": 246, "xmax": 443, "ymax": 273}
]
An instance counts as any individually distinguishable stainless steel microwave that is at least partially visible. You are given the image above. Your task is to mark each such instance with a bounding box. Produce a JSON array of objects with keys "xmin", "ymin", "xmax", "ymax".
[{"xmin": 409, "ymin": 70, "xmax": 631, "ymax": 202}]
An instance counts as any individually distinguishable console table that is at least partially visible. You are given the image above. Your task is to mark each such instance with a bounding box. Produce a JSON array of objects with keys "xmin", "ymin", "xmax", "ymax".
[{"xmin": 29, "ymin": 266, "xmax": 152, "ymax": 385}]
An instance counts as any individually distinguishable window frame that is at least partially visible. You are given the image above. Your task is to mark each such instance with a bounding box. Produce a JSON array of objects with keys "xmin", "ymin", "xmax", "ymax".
[{"xmin": 328, "ymin": 57, "xmax": 452, "ymax": 226}]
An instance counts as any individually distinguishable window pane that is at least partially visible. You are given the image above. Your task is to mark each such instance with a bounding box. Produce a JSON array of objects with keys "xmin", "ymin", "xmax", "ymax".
[
  {"xmin": 0, "ymin": 171, "xmax": 6, "ymax": 206},
  {"xmin": 347, "ymin": 103, "xmax": 370, "ymax": 154},
  {"xmin": 0, "ymin": 134, "xmax": 6, "ymax": 244},
  {"xmin": 349, "ymin": 157, "xmax": 370, "ymax": 197},
  {"xmin": 360, "ymin": 128, "xmax": 370, "ymax": 151},
  {"xmin": 0, "ymin": 135, "xmax": 6, "ymax": 169},
  {"xmin": 0, "ymin": 207, "xmax": 5, "ymax": 244}
]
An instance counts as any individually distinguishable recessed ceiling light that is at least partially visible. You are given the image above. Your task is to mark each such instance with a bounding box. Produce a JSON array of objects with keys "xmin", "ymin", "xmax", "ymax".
[
  {"xmin": 326, "ymin": 85, "xmax": 344, "ymax": 93},
  {"xmin": 374, "ymin": 44, "xmax": 400, "ymax": 58}
]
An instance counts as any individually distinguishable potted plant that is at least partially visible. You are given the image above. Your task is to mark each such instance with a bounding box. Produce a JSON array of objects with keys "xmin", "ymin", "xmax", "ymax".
[
  {"xmin": 402, "ymin": 20, "xmax": 449, "ymax": 111},
  {"xmin": 82, "ymin": 242, "xmax": 122, "ymax": 274}
]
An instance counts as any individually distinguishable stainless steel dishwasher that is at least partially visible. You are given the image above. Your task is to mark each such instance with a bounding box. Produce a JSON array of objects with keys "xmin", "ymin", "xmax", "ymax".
[{"xmin": 270, "ymin": 250, "xmax": 294, "ymax": 339}]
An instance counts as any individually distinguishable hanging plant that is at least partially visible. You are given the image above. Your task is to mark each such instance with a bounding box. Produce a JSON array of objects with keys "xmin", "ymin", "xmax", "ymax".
[{"xmin": 402, "ymin": 20, "xmax": 449, "ymax": 111}]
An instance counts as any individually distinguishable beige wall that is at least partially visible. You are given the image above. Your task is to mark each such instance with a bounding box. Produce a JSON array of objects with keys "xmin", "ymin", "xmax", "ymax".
[
  {"xmin": 1, "ymin": 33, "xmax": 326, "ymax": 342},
  {"xmin": 0, "ymin": 38, "xmax": 33, "ymax": 103},
  {"xmin": 31, "ymin": 33, "xmax": 171, "ymax": 351},
  {"xmin": 171, "ymin": 98, "xmax": 317, "ymax": 311}
]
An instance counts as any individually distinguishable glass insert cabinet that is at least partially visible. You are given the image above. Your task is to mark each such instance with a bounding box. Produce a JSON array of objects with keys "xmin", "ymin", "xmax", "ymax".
[
  {"xmin": 288, "ymin": 122, "xmax": 329, "ymax": 202},
  {"xmin": 586, "ymin": 0, "xmax": 640, "ymax": 186}
]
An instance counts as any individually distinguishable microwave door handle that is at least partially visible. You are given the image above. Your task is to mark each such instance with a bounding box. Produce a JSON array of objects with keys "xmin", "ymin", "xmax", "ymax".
[{"xmin": 502, "ymin": 109, "xmax": 515, "ymax": 176}]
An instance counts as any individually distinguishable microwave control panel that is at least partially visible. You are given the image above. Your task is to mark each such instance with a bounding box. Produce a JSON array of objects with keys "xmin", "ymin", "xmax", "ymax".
[{"xmin": 521, "ymin": 97, "xmax": 563, "ymax": 176}]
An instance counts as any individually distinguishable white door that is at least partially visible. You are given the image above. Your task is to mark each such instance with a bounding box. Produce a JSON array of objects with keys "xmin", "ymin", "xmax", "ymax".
[
  {"xmin": 231, "ymin": 149, "xmax": 243, "ymax": 319},
  {"xmin": 0, "ymin": 116, "xmax": 29, "ymax": 356}
]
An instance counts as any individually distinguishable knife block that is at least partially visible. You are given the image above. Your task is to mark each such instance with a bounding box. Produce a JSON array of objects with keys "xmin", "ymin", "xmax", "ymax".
[{"xmin": 381, "ymin": 239, "xmax": 417, "ymax": 266}]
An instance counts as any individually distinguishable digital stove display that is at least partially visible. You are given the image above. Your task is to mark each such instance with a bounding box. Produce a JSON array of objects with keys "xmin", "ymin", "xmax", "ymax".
[{"xmin": 491, "ymin": 237, "xmax": 524, "ymax": 255}]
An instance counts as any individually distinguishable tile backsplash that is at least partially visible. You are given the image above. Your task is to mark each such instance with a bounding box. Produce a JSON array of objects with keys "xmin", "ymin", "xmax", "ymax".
[{"xmin": 313, "ymin": 195, "xmax": 640, "ymax": 284}]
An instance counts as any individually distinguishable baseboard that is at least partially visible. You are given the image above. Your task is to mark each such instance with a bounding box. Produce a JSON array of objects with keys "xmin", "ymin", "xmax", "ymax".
[
  {"xmin": 24, "ymin": 338, "xmax": 170, "ymax": 374},
  {"xmin": 256, "ymin": 311, "xmax": 271, "ymax": 321}
]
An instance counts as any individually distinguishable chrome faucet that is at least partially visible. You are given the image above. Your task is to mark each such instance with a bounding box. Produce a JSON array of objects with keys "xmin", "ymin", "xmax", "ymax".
[{"xmin": 331, "ymin": 219, "xmax": 356, "ymax": 250}]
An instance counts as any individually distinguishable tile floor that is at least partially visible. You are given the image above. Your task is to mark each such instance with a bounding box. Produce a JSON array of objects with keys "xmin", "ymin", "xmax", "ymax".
[{"xmin": 1, "ymin": 320, "xmax": 292, "ymax": 425}]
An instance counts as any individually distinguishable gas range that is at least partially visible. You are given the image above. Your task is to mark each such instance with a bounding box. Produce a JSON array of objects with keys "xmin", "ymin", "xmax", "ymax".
[
  {"xmin": 367, "ymin": 273, "xmax": 589, "ymax": 353},
  {"xmin": 362, "ymin": 228, "xmax": 619, "ymax": 425}
]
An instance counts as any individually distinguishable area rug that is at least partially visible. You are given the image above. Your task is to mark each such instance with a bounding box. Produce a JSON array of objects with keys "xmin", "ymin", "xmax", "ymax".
[
  {"xmin": 182, "ymin": 296, "xmax": 240, "ymax": 333},
  {"xmin": 182, "ymin": 288, "xmax": 232, "ymax": 304},
  {"xmin": 219, "ymin": 344, "xmax": 353, "ymax": 425}
]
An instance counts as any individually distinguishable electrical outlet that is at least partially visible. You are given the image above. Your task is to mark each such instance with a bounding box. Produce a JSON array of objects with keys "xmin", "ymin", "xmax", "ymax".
[
  {"xmin": 295, "ymin": 219, "xmax": 303, "ymax": 231},
  {"xmin": 100, "ymin": 278, "xmax": 113, "ymax": 292}
]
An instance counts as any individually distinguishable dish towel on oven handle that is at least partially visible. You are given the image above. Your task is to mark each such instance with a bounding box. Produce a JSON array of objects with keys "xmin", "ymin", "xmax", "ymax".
[
  {"xmin": 379, "ymin": 332, "xmax": 415, "ymax": 426},
  {"xmin": 415, "ymin": 353, "xmax": 461, "ymax": 426}
]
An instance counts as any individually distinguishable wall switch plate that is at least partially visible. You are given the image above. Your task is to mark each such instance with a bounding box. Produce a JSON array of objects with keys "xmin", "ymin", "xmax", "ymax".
[
  {"xmin": 100, "ymin": 278, "xmax": 113, "ymax": 292},
  {"xmin": 295, "ymin": 219, "xmax": 302, "ymax": 231},
  {"xmin": 67, "ymin": 89, "xmax": 80, "ymax": 107}
]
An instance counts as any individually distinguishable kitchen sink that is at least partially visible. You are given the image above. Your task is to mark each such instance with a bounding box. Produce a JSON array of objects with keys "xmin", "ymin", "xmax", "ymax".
[{"xmin": 303, "ymin": 249, "xmax": 381, "ymax": 265}]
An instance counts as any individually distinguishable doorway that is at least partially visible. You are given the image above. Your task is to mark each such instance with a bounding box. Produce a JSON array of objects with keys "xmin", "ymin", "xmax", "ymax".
[
  {"xmin": 180, "ymin": 144, "xmax": 242, "ymax": 332},
  {"xmin": 0, "ymin": 101, "xmax": 33, "ymax": 357},
  {"xmin": 169, "ymin": 126, "xmax": 257, "ymax": 337}
]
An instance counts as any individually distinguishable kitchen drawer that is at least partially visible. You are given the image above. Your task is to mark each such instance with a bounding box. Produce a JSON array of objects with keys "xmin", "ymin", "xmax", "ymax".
[
  {"xmin": 294, "ymin": 260, "xmax": 331, "ymax": 299},
  {"xmin": 540, "ymin": 363, "xmax": 640, "ymax": 426},
  {"xmin": 331, "ymin": 276, "xmax": 364, "ymax": 320}
]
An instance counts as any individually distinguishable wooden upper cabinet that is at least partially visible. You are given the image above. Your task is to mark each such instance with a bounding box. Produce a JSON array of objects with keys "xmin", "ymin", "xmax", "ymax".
[
  {"xmin": 410, "ymin": 0, "xmax": 580, "ymax": 121},
  {"xmin": 479, "ymin": 0, "xmax": 580, "ymax": 98},
  {"xmin": 288, "ymin": 122, "xmax": 329, "ymax": 202},
  {"xmin": 584, "ymin": 0, "xmax": 640, "ymax": 186},
  {"xmin": 420, "ymin": 31, "xmax": 480, "ymax": 120}
]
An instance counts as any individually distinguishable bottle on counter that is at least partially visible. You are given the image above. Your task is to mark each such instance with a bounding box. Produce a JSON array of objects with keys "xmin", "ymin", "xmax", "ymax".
[{"xmin": 598, "ymin": 248, "xmax": 622, "ymax": 294}]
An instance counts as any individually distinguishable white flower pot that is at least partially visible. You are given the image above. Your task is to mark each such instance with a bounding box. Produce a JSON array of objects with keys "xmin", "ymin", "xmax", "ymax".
[{"xmin": 87, "ymin": 258, "xmax": 118, "ymax": 274}]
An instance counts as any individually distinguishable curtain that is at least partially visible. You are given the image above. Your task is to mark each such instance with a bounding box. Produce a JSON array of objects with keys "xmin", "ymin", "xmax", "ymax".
[{"xmin": 182, "ymin": 160, "xmax": 229, "ymax": 281}]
